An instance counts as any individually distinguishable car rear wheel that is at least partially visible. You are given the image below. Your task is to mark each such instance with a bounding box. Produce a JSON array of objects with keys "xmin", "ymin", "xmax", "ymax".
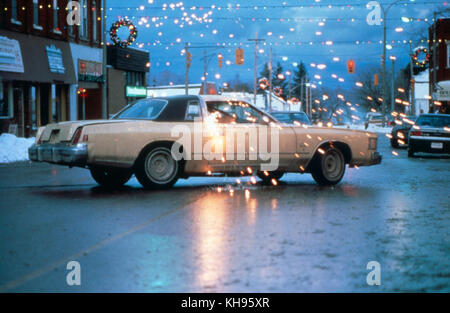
[
  {"xmin": 90, "ymin": 167, "xmax": 132, "ymax": 188},
  {"xmin": 257, "ymin": 171, "xmax": 284, "ymax": 185},
  {"xmin": 311, "ymin": 147, "xmax": 346, "ymax": 186},
  {"xmin": 135, "ymin": 146, "xmax": 180, "ymax": 189},
  {"xmin": 407, "ymin": 146, "xmax": 415, "ymax": 158}
]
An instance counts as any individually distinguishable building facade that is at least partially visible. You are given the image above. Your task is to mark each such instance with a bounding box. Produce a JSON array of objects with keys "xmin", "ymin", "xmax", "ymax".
[
  {"xmin": 0, "ymin": 0, "xmax": 105, "ymax": 138},
  {"xmin": 429, "ymin": 18, "xmax": 450, "ymax": 114},
  {"xmin": 106, "ymin": 45, "xmax": 149, "ymax": 115}
]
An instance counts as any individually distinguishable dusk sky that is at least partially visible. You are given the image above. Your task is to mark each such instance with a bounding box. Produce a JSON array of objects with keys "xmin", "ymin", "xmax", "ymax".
[{"xmin": 106, "ymin": 0, "xmax": 445, "ymax": 89}]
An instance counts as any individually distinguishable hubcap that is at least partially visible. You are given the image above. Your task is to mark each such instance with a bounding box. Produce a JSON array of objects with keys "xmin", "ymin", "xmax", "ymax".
[
  {"xmin": 322, "ymin": 150, "xmax": 343, "ymax": 181},
  {"xmin": 145, "ymin": 148, "xmax": 177, "ymax": 184}
]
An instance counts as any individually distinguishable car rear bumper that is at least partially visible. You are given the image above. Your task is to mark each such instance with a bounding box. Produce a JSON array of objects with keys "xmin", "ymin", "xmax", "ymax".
[
  {"xmin": 28, "ymin": 143, "xmax": 88, "ymax": 166},
  {"xmin": 409, "ymin": 137, "xmax": 450, "ymax": 154}
]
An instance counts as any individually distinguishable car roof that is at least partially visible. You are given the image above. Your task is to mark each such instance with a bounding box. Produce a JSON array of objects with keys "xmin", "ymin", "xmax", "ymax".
[
  {"xmin": 271, "ymin": 111, "xmax": 307, "ymax": 114},
  {"xmin": 418, "ymin": 113, "xmax": 448, "ymax": 117}
]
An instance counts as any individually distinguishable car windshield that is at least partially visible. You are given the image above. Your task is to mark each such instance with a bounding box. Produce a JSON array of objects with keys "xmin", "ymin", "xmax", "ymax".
[
  {"xmin": 415, "ymin": 115, "xmax": 450, "ymax": 128},
  {"xmin": 206, "ymin": 101, "xmax": 272, "ymax": 124},
  {"xmin": 113, "ymin": 99, "xmax": 167, "ymax": 120},
  {"xmin": 272, "ymin": 113, "xmax": 311, "ymax": 125}
]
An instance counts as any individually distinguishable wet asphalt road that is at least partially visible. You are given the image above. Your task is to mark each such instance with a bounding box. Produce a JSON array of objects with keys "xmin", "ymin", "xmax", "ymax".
[{"xmin": 0, "ymin": 137, "xmax": 449, "ymax": 292}]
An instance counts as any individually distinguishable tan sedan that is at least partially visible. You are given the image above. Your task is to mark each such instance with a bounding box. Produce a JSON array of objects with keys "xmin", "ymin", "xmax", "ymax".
[{"xmin": 29, "ymin": 95, "xmax": 382, "ymax": 188}]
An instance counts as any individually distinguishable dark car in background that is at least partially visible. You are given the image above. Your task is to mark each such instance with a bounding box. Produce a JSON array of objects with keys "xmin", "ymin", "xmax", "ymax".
[
  {"xmin": 408, "ymin": 114, "xmax": 450, "ymax": 157},
  {"xmin": 271, "ymin": 111, "xmax": 311, "ymax": 125},
  {"xmin": 390, "ymin": 116, "xmax": 416, "ymax": 148}
]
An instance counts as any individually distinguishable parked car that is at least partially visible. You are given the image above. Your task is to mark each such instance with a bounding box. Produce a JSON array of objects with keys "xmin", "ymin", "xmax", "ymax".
[
  {"xmin": 390, "ymin": 116, "xmax": 416, "ymax": 148},
  {"xmin": 365, "ymin": 112, "xmax": 388, "ymax": 126},
  {"xmin": 408, "ymin": 114, "xmax": 450, "ymax": 157},
  {"xmin": 29, "ymin": 95, "xmax": 382, "ymax": 188},
  {"xmin": 270, "ymin": 111, "xmax": 311, "ymax": 125}
]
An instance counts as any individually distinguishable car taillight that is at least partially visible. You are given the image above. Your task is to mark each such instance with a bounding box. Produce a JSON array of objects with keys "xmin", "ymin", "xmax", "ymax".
[
  {"xmin": 71, "ymin": 127, "xmax": 83, "ymax": 144},
  {"xmin": 410, "ymin": 131, "xmax": 422, "ymax": 136}
]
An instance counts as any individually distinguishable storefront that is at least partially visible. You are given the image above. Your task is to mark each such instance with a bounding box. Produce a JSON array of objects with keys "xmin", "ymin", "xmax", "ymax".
[
  {"xmin": 0, "ymin": 30, "xmax": 76, "ymax": 138},
  {"xmin": 69, "ymin": 43, "xmax": 105, "ymax": 121},
  {"xmin": 106, "ymin": 45, "xmax": 149, "ymax": 115}
]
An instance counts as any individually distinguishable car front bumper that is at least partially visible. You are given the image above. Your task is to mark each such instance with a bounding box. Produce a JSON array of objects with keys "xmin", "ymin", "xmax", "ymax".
[{"xmin": 28, "ymin": 143, "xmax": 88, "ymax": 166}]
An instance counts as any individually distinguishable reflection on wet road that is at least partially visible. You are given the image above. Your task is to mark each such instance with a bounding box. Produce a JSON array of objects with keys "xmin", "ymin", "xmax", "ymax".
[{"xmin": 0, "ymin": 138, "xmax": 449, "ymax": 292}]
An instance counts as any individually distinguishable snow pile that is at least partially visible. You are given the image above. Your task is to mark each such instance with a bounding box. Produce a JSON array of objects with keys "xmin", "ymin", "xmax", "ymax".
[
  {"xmin": 0, "ymin": 133, "xmax": 35, "ymax": 163},
  {"xmin": 333, "ymin": 124, "xmax": 392, "ymax": 134}
]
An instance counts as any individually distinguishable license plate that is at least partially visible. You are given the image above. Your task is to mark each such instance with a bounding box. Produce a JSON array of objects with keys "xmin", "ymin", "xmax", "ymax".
[{"xmin": 431, "ymin": 142, "xmax": 443, "ymax": 149}]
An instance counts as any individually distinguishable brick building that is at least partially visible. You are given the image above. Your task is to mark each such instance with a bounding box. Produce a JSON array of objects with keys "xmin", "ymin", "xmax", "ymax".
[
  {"xmin": 429, "ymin": 18, "xmax": 450, "ymax": 114},
  {"xmin": 0, "ymin": 0, "xmax": 106, "ymax": 137}
]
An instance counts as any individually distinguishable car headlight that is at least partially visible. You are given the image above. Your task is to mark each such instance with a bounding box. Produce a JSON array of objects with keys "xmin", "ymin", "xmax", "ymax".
[{"xmin": 369, "ymin": 137, "xmax": 377, "ymax": 150}]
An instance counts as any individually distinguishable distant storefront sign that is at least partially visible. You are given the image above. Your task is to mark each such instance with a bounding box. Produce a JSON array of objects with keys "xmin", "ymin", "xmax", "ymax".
[
  {"xmin": 0, "ymin": 36, "xmax": 24, "ymax": 73},
  {"xmin": 126, "ymin": 86, "xmax": 147, "ymax": 98},
  {"xmin": 78, "ymin": 59, "xmax": 104, "ymax": 83},
  {"xmin": 434, "ymin": 81, "xmax": 450, "ymax": 101},
  {"xmin": 46, "ymin": 45, "xmax": 65, "ymax": 74}
]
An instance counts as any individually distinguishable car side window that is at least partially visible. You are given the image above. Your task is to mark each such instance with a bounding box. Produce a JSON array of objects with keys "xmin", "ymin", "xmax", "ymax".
[{"xmin": 185, "ymin": 101, "xmax": 201, "ymax": 121}]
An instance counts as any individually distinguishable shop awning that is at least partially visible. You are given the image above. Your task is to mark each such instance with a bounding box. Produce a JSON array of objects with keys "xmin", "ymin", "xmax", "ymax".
[{"xmin": 0, "ymin": 29, "xmax": 76, "ymax": 84}]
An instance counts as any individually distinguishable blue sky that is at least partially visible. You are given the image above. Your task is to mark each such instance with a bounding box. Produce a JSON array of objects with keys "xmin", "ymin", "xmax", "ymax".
[{"xmin": 106, "ymin": 0, "xmax": 443, "ymax": 89}]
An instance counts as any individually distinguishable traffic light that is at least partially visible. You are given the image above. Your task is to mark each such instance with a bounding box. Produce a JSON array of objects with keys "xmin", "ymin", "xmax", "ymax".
[
  {"xmin": 347, "ymin": 60, "xmax": 355, "ymax": 74},
  {"xmin": 235, "ymin": 48, "xmax": 244, "ymax": 65},
  {"xmin": 218, "ymin": 53, "xmax": 223, "ymax": 69},
  {"xmin": 374, "ymin": 73, "xmax": 379, "ymax": 86},
  {"xmin": 186, "ymin": 51, "xmax": 192, "ymax": 68}
]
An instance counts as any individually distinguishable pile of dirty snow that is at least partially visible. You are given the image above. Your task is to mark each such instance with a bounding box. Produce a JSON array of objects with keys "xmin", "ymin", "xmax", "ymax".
[
  {"xmin": 0, "ymin": 133, "xmax": 35, "ymax": 163},
  {"xmin": 333, "ymin": 124, "xmax": 392, "ymax": 134}
]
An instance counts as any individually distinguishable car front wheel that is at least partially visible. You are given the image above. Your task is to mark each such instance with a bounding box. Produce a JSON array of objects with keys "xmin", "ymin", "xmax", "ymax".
[
  {"xmin": 135, "ymin": 146, "xmax": 180, "ymax": 189},
  {"xmin": 90, "ymin": 167, "xmax": 132, "ymax": 188},
  {"xmin": 311, "ymin": 147, "xmax": 346, "ymax": 186}
]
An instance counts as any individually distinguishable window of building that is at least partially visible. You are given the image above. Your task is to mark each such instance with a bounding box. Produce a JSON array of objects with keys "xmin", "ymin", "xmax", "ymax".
[
  {"xmin": 80, "ymin": 0, "xmax": 88, "ymax": 38},
  {"xmin": 52, "ymin": 0, "xmax": 61, "ymax": 33},
  {"xmin": 447, "ymin": 43, "xmax": 450, "ymax": 69},
  {"xmin": 92, "ymin": 0, "xmax": 97, "ymax": 41},
  {"xmin": 10, "ymin": 0, "xmax": 21, "ymax": 24},
  {"xmin": 0, "ymin": 81, "xmax": 13, "ymax": 118}
]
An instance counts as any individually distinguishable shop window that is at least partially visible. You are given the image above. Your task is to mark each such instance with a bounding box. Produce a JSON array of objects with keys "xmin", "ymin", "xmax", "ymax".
[
  {"xmin": 0, "ymin": 82, "xmax": 13, "ymax": 118},
  {"xmin": 31, "ymin": 87, "xmax": 37, "ymax": 129}
]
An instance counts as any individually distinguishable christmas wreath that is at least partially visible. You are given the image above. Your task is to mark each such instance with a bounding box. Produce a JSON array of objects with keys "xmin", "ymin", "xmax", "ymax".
[
  {"xmin": 110, "ymin": 18, "xmax": 138, "ymax": 48},
  {"xmin": 412, "ymin": 47, "xmax": 430, "ymax": 68}
]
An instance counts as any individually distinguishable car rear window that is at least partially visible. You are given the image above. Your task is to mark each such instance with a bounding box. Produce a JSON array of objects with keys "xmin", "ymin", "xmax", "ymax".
[
  {"xmin": 416, "ymin": 115, "xmax": 450, "ymax": 128},
  {"xmin": 114, "ymin": 99, "xmax": 168, "ymax": 120}
]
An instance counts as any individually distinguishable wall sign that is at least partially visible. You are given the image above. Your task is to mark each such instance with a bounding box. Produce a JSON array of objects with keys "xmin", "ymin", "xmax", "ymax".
[
  {"xmin": 126, "ymin": 86, "xmax": 147, "ymax": 98},
  {"xmin": 46, "ymin": 45, "xmax": 65, "ymax": 74},
  {"xmin": 0, "ymin": 36, "xmax": 24, "ymax": 73}
]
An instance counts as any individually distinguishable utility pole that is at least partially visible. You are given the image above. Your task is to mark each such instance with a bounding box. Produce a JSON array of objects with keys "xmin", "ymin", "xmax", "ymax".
[
  {"xmin": 203, "ymin": 50, "xmax": 207, "ymax": 94},
  {"xmin": 185, "ymin": 43, "xmax": 189, "ymax": 95},
  {"xmin": 102, "ymin": 0, "xmax": 107, "ymax": 118},
  {"xmin": 390, "ymin": 56, "xmax": 396, "ymax": 114},
  {"xmin": 409, "ymin": 42, "xmax": 415, "ymax": 115},
  {"xmin": 248, "ymin": 35, "xmax": 265, "ymax": 106},
  {"xmin": 300, "ymin": 77, "xmax": 304, "ymax": 112},
  {"xmin": 432, "ymin": 11, "xmax": 437, "ymax": 113},
  {"xmin": 269, "ymin": 47, "xmax": 273, "ymax": 112}
]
